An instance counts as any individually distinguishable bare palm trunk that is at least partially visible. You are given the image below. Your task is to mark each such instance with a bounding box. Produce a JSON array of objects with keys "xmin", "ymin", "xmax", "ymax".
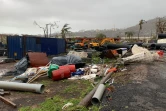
[{"xmin": 138, "ymin": 29, "xmax": 141, "ymax": 40}]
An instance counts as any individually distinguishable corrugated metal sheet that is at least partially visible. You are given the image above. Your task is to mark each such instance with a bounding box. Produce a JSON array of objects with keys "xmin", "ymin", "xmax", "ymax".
[
  {"xmin": 25, "ymin": 37, "xmax": 41, "ymax": 52},
  {"xmin": 41, "ymin": 38, "xmax": 58, "ymax": 55},
  {"xmin": 36, "ymin": 44, "xmax": 41, "ymax": 52},
  {"xmin": 27, "ymin": 52, "xmax": 49, "ymax": 67},
  {"xmin": 57, "ymin": 38, "xmax": 65, "ymax": 54},
  {"xmin": 7, "ymin": 36, "xmax": 23, "ymax": 59},
  {"xmin": 25, "ymin": 37, "xmax": 36, "ymax": 52}
]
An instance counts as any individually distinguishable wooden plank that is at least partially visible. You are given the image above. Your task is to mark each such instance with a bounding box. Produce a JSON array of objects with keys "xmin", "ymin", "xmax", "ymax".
[{"xmin": 0, "ymin": 96, "xmax": 17, "ymax": 108}]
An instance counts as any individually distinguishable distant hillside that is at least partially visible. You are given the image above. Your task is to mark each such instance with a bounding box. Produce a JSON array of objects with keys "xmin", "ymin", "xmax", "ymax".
[{"xmin": 70, "ymin": 18, "xmax": 159, "ymax": 38}]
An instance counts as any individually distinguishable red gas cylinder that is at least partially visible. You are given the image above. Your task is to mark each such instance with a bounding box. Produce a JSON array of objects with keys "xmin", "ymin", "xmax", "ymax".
[
  {"xmin": 52, "ymin": 69, "xmax": 65, "ymax": 81},
  {"xmin": 59, "ymin": 66, "xmax": 71, "ymax": 78}
]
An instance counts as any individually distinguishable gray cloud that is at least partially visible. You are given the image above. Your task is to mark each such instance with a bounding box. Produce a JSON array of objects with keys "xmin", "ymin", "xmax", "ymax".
[{"xmin": 0, "ymin": 0, "xmax": 165, "ymax": 34}]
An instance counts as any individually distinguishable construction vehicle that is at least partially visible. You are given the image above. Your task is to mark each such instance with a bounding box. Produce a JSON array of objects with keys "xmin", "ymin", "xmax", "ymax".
[
  {"xmin": 100, "ymin": 38, "xmax": 115, "ymax": 46},
  {"xmin": 94, "ymin": 38, "xmax": 118, "ymax": 57},
  {"xmin": 89, "ymin": 39, "xmax": 100, "ymax": 48},
  {"xmin": 89, "ymin": 38, "xmax": 115, "ymax": 48},
  {"xmin": 73, "ymin": 38, "xmax": 90, "ymax": 50}
]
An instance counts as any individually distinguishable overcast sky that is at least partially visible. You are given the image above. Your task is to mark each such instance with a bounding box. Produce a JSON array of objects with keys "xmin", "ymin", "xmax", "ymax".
[{"xmin": 0, "ymin": 0, "xmax": 165, "ymax": 35}]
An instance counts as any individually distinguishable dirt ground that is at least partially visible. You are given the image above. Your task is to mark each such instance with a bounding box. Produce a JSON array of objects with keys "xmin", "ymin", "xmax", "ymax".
[
  {"xmin": 101, "ymin": 61, "xmax": 166, "ymax": 111},
  {"xmin": 0, "ymin": 62, "xmax": 89, "ymax": 111},
  {"xmin": 1, "ymin": 57, "xmax": 166, "ymax": 111}
]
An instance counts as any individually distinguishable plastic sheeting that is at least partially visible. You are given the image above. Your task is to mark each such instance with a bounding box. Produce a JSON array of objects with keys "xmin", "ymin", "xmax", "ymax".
[
  {"xmin": 15, "ymin": 57, "xmax": 28, "ymax": 75},
  {"xmin": 122, "ymin": 45, "xmax": 159, "ymax": 63},
  {"xmin": 51, "ymin": 55, "xmax": 82, "ymax": 66},
  {"xmin": 67, "ymin": 51, "xmax": 88, "ymax": 58}
]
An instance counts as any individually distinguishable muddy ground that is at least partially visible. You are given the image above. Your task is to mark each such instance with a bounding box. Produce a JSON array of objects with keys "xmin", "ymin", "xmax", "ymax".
[
  {"xmin": 0, "ymin": 59, "xmax": 166, "ymax": 111},
  {"xmin": 0, "ymin": 62, "xmax": 88, "ymax": 111}
]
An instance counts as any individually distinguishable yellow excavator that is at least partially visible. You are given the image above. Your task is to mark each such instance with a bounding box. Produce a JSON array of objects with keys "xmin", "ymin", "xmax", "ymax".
[
  {"xmin": 100, "ymin": 38, "xmax": 115, "ymax": 46},
  {"xmin": 89, "ymin": 39, "xmax": 100, "ymax": 48},
  {"xmin": 74, "ymin": 38, "xmax": 89, "ymax": 49},
  {"xmin": 89, "ymin": 38, "xmax": 115, "ymax": 48}
]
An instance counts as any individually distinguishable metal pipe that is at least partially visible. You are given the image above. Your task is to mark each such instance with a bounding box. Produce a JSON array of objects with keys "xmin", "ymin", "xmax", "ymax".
[
  {"xmin": 78, "ymin": 65, "xmax": 117, "ymax": 107},
  {"xmin": 126, "ymin": 42, "xmax": 143, "ymax": 46},
  {"xmin": 91, "ymin": 84, "xmax": 106, "ymax": 105},
  {"xmin": 158, "ymin": 33, "xmax": 166, "ymax": 39},
  {"xmin": 150, "ymin": 43, "xmax": 166, "ymax": 49},
  {"xmin": 0, "ymin": 81, "xmax": 45, "ymax": 94},
  {"xmin": 107, "ymin": 44, "xmax": 131, "ymax": 50}
]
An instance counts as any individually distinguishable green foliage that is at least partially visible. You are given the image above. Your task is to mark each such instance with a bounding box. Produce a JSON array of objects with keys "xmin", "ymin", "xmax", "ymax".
[
  {"xmin": 61, "ymin": 23, "xmax": 71, "ymax": 39},
  {"xmin": 91, "ymin": 52, "xmax": 101, "ymax": 64},
  {"xmin": 125, "ymin": 31, "xmax": 134, "ymax": 40}
]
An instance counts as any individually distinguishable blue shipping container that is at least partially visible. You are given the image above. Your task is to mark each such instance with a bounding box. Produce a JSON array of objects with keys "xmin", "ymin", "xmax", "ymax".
[
  {"xmin": 7, "ymin": 36, "xmax": 65, "ymax": 59},
  {"xmin": 7, "ymin": 36, "xmax": 23, "ymax": 59},
  {"xmin": 25, "ymin": 37, "xmax": 41, "ymax": 52},
  {"xmin": 57, "ymin": 38, "xmax": 65, "ymax": 54}
]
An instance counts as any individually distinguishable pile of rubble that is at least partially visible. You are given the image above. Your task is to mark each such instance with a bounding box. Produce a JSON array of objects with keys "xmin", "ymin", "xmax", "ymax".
[{"xmin": 0, "ymin": 43, "xmax": 164, "ymax": 109}]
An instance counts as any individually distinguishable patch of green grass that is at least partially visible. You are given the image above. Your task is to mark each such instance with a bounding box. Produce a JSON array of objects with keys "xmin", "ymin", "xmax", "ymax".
[
  {"xmin": 19, "ymin": 106, "xmax": 31, "ymax": 111},
  {"xmin": 19, "ymin": 95, "xmax": 99, "ymax": 111},
  {"xmin": 63, "ymin": 84, "xmax": 78, "ymax": 93},
  {"xmin": 19, "ymin": 80, "xmax": 97, "ymax": 111}
]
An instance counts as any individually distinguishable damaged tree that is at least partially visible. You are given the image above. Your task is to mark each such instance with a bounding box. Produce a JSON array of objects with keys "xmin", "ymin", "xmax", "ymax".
[
  {"xmin": 156, "ymin": 17, "xmax": 166, "ymax": 34},
  {"xmin": 138, "ymin": 19, "xmax": 146, "ymax": 40},
  {"xmin": 61, "ymin": 24, "xmax": 71, "ymax": 52},
  {"xmin": 34, "ymin": 21, "xmax": 59, "ymax": 38}
]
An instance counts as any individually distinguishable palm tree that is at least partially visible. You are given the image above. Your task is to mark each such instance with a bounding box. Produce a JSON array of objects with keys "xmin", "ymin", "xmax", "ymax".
[
  {"xmin": 61, "ymin": 24, "xmax": 71, "ymax": 39},
  {"xmin": 138, "ymin": 19, "xmax": 146, "ymax": 40},
  {"xmin": 61, "ymin": 24, "xmax": 71, "ymax": 52},
  {"xmin": 125, "ymin": 32, "xmax": 134, "ymax": 40}
]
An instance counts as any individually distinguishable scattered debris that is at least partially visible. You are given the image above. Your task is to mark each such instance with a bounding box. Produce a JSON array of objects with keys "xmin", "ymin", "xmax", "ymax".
[
  {"xmin": 27, "ymin": 52, "xmax": 49, "ymax": 67},
  {"xmin": 0, "ymin": 40, "xmax": 165, "ymax": 111},
  {"xmin": 68, "ymin": 51, "xmax": 88, "ymax": 58},
  {"xmin": 122, "ymin": 45, "xmax": 160, "ymax": 64},
  {"xmin": 51, "ymin": 55, "xmax": 82, "ymax": 66},
  {"xmin": 0, "ymin": 96, "xmax": 17, "ymax": 108},
  {"xmin": 91, "ymin": 84, "xmax": 106, "ymax": 105},
  {"xmin": 0, "ymin": 81, "xmax": 45, "ymax": 94},
  {"xmin": 121, "ymin": 68, "xmax": 127, "ymax": 72},
  {"xmin": 62, "ymin": 102, "xmax": 73, "ymax": 110},
  {"xmin": 78, "ymin": 65, "xmax": 117, "ymax": 107}
]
